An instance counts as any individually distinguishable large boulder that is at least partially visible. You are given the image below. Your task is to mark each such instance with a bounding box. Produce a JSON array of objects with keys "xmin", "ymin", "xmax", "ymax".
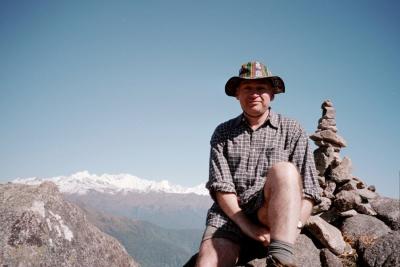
[
  {"xmin": 306, "ymin": 216, "xmax": 347, "ymax": 255},
  {"xmin": 362, "ymin": 231, "xmax": 400, "ymax": 267},
  {"xmin": 294, "ymin": 234, "xmax": 322, "ymax": 267},
  {"xmin": 320, "ymin": 248, "xmax": 343, "ymax": 267},
  {"xmin": 0, "ymin": 182, "xmax": 138, "ymax": 267},
  {"xmin": 341, "ymin": 214, "xmax": 391, "ymax": 253},
  {"xmin": 370, "ymin": 197, "xmax": 400, "ymax": 230}
]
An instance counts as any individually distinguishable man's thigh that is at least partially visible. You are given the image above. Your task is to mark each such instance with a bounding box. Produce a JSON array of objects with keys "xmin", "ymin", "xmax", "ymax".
[{"xmin": 195, "ymin": 226, "xmax": 240, "ymax": 267}]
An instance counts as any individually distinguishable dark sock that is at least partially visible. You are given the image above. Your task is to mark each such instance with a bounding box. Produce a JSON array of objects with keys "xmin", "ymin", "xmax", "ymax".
[{"xmin": 268, "ymin": 239, "xmax": 295, "ymax": 265}]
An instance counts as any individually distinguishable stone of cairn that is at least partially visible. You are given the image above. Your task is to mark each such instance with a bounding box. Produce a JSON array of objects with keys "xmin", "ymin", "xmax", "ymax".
[
  {"xmin": 309, "ymin": 100, "xmax": 378, "ymax": 217},
  {"xmin": 303, "ymin": 100, "xmax": 396, "ymax": 266}
]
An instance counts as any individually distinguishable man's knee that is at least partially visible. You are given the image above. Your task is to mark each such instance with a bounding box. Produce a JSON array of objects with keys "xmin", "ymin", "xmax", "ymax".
[
  {"xmin": 265, "ymin": 162, "xmax": 301, "ymax": 188},
  {"xmin": 196, "ymin": 238, "xmax": 240, "ymax": 267},
  {"xmin": 196, "ymin": 240, "xmax": 217, "ymax": 266}
]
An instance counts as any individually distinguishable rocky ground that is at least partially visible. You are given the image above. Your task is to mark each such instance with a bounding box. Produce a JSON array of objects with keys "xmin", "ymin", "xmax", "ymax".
[{"xmin": 0, "ymin": 181, "xmax": 139, "ymax": 267}]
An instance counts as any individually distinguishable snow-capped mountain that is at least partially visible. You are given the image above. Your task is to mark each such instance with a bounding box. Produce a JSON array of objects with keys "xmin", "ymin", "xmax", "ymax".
[{"xmin": 12, "ymin": 170, "xmax": 208, "ymax": 196}]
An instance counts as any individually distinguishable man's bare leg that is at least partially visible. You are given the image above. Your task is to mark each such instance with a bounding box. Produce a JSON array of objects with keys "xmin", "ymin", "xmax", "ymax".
[
  {"xmin": 195, "ymin": 238, "xmax": 240, "ymax": 267},
  {"xmin": 257, "ymin": 162, "xmax": 302, "ymax": 244}
]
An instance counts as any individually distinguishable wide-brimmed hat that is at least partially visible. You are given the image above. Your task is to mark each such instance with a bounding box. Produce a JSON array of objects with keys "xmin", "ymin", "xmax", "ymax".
[{"xmin": 225, "ymin": 61, "xmax": 285, "ymax": 97}]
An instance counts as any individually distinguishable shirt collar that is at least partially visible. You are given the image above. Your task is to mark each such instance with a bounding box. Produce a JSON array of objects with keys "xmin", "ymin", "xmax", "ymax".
[{"xmin": 234, "ymin": 107, "xmax": 279, "ymax": 129}]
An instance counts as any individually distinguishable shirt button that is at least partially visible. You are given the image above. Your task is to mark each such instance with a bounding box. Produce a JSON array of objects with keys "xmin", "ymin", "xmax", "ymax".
[{"xmin": 252, "ymin": 149, "xmax": 256, "ymax": 152}]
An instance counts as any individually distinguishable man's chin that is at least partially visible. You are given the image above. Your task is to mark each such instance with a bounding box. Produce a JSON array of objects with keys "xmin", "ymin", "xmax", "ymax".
[{"xmin": 244, "ymin": 110, "xmax": 267, "ymax": 118}]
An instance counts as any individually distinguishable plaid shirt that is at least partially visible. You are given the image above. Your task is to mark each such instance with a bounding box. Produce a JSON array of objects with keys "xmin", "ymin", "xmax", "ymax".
[{"xmin": 205, "ymin": 109, "xmax": 321, "ymax": 235}]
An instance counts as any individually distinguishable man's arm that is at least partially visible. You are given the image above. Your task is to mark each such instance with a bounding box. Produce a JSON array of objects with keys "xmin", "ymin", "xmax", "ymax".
[
  {"xmin": 300, "ymin": 198, "xmax": 313, "ymax": 223},
  {"xmin": 216, "ymin": 192, "xmax": 270, "ymax": 246},
  {"xmin": 296, "ymin": 198, "xmax": 313, "ymax": 236}
]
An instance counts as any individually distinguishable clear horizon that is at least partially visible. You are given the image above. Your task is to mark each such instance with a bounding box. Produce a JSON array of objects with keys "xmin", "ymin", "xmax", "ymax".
[{"xmin": 1, "ymin": 0, "xmax": 399, "ymax": 198}]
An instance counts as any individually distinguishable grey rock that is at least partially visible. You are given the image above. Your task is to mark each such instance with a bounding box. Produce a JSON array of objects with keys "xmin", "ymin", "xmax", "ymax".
[
  {"xmin": 319, "ymin": 118, "xmax": 337, "ymax": 127},
  {"xmin": 313, "ymin": 197, "xmax": 332, "ymax": 214},
  {"xmin": 339, "ymin": 180, "xmax": 358, "ymax": 191},
  {"xmin": 334, "ymin": 190, "xmax": 362, "ymax": 212},
  {"xmin": 352, "ymin": 177, "xmax": 366, "ymax": 189},
  {"xmin": 311, "ymin": 130, "xmax": 347, "ymax": 148},
  {"xmin": 320, "ymin": 248, "xmax": 343, "ymax": 267},
  {"xmin": 323, "ymin": 107, "xmax": 336, "ymax": 119},
  {"xmin": 322, "ymin": 100, "xmax": 334, "ymax": 108},
  {"xmin": 357, "ymin": 188, "xmax": 379, "ymax": 201},
  {"xmin": 238, "ymin": 258, "xmax": 265, "ymax": 267},
  {"xmin": 367, "ymin": 185, "xmax": 376, "ymax": 192},
  {"xmin": 362, "ymin": 231, "xmax": 400, "ymax": 267},
  {"xmin": 355, "ymin": 203, "xmax": 377, "ymax": 216},
  {"xmin": 341, "ymin": 214, "xmax": 391, "ymax": 251},
  {"xmin": 314, "ymin": 146, "xmax": 337, "ymax": 176},
  {"xmin": 320, "ymin": 210, "xmax": 341, "ymax": 224},
  {"xmin": 318, "ymin": 124, "xmax": 338, "ymax": 132},
  {"xmin": 340, "ymin": 179, "xmax": 365, "ymax": 191},
  {"xmin": 330, "ymin": 157, "xmax": 352, "ymax": 184},
  {"xmin": 339, "ymin": 209, "xmax": 358, "ymax": 218},
  {"xmin": 323, "ymin": 181, "xmax": 337, "ymax": 199},
  {"xmin": 0, "ymin": 182, "xmax": 139, "ymax": 267},
  {"xmin": 294, "ymin": 234, "xmax": 322, "ymax": 267},
  {"xmin": 306, "ymin": 216, "xmax": 347, "ymax": 255},
  {"xmin": 370, "ymin": 197, "xmax": 400, "ymax": 230}
]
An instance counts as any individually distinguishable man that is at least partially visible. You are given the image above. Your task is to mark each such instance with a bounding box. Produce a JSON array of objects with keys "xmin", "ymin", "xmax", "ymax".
[{"xmin": 195, "ymin": 61, "xmax": 321, "ymax": 267}]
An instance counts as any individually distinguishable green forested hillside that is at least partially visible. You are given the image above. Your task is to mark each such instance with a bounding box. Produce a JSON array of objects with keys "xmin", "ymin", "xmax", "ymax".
[{"xmin": 81, "ymin": 205, "xmax": 202, "ymax": 267}]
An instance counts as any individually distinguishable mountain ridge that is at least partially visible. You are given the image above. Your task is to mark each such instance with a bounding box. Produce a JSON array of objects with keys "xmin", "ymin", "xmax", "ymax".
[{"xmin": 12, "ymin": 170, "xmax": 208, "ymax": 196}]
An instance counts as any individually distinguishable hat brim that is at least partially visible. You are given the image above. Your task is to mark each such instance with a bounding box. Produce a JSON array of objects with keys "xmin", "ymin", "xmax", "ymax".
[{"xmin": 225, "ymin": 76, "xmax": 285, "ymax": 97}]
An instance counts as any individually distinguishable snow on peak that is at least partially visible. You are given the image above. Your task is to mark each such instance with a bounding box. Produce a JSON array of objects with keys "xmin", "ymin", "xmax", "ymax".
[{"xmin": 12, "ymin": 171, "xmax": 208, "ymax": 196}]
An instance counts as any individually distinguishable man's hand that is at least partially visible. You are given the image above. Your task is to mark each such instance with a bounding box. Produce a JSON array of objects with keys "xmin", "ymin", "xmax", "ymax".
[
  {"xmin": 238, "ymin": 218, "xmax": 270, "ymax": 246},
  {"xmin": 215, "ymin": 192, "xmax": 270, "ymax": 246}
]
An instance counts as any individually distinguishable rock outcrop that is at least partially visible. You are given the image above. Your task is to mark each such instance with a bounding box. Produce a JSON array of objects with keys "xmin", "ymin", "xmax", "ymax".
[{"xmin": 0, "ymin": 182, "xmax": 139, "ymax": 267}]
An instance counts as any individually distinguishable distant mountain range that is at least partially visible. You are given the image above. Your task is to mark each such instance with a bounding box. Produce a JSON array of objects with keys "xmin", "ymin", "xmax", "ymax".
[
  {"xmin": 13, "ymin": 171, "xmax": 212, "ymax": 229},
  {"xmin": 13, "ymin": 170, "xmax": 208, "ymax": 195}
]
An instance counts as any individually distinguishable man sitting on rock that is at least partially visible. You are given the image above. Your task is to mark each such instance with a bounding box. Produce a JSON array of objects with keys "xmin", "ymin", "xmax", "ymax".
[{"xmin": 195, "ymin": 61, "xmax": 321, "ymax": 267}]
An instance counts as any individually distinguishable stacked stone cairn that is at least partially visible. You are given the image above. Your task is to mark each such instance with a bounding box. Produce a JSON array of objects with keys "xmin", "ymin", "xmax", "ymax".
[{"xmin": 303, "ymin": 100, "xmax": 399, "ymax": 267}]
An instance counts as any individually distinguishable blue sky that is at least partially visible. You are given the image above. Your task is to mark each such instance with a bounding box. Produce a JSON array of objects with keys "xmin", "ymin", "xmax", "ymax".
[{"xmin": 0, "ymin": 0, "xmax": 399, "ymax": 198}]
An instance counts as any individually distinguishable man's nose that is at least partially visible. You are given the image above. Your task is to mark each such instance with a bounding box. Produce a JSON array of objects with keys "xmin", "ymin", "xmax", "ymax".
[{"xmin": 248, "ymin": 90, "xmax": 260, "ymax": 98}]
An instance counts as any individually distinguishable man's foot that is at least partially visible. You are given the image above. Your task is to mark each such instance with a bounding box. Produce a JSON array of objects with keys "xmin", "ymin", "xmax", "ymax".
[{"xmin": 266, "ymin": 255, "xmax": 297, "ymax": 267}]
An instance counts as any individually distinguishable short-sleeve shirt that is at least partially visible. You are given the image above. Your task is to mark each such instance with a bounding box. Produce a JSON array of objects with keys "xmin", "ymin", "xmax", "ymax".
[{"xmin": 205, "ymin": 109, "xmax": 321, "ymax": 235}]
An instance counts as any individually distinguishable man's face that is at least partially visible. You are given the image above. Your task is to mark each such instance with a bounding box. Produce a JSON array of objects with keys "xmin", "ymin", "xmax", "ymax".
[{"xmin": 236, "ymin": 80, "xmax": 274, "ymax": 118}]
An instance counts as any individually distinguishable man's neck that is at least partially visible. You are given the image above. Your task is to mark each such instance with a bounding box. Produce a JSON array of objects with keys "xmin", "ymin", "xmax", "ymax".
[{"xmin": 243, "ymin": 108, "xmax": 270, "ymax": 130}]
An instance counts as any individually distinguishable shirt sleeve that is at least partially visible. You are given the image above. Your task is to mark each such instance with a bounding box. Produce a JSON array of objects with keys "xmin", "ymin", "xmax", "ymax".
[
  {"xmin": 289, "ymin": 124, "xmax": 322, "ymax": 204},
  {"xmin": 206, "ymin": 125, "xmax": 236, "ymax": 201}
]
